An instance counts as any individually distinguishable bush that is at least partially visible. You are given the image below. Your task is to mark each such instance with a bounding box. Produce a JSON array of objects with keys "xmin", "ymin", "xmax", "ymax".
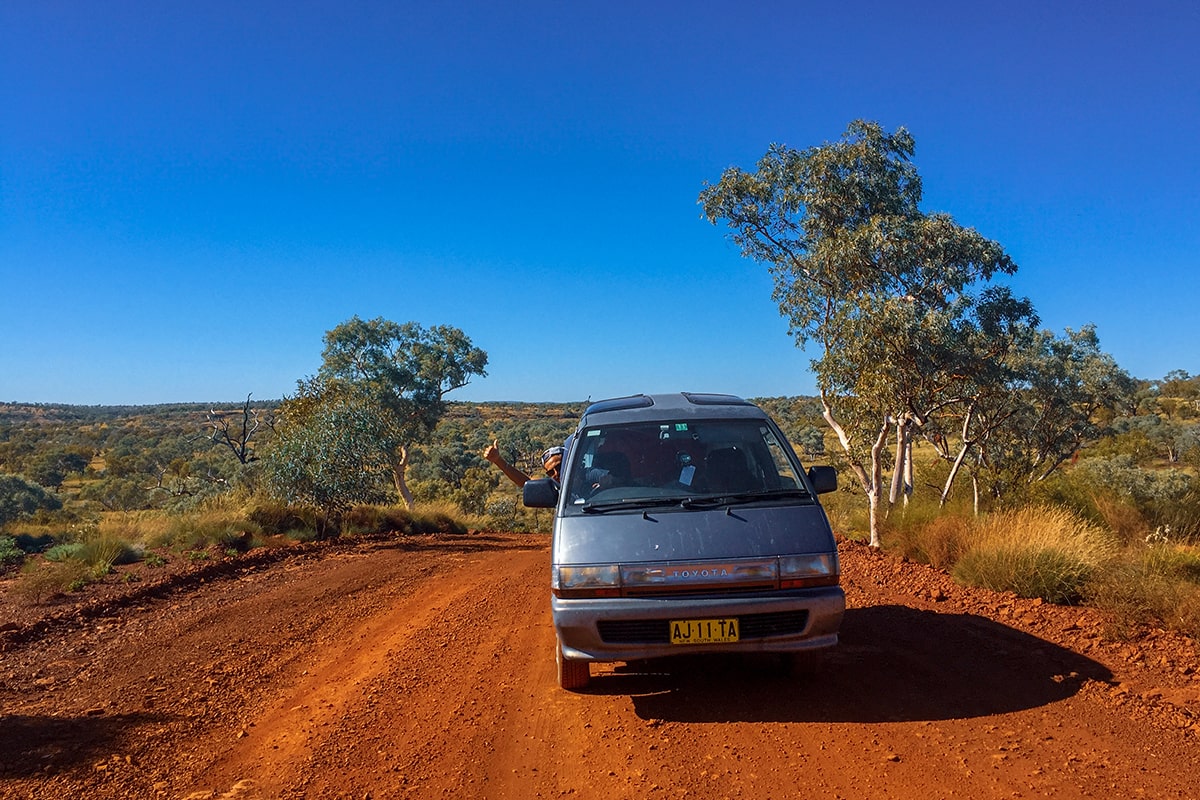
[
  {"xmin": 248, "ymin": 503, "xmax": 322, "ymax": 539},
  {"xmin": 342, "ymin": 505, "xmax": 415, "ymax": 535},
  {"xmin": 43, "ymin": 542, "xmax": 84, "ymax": 562},
  {"xmin": 12, "ymin": 559, "xmax": 92, "ymax": 603},
  {"xmin": 405, "ymin": 500, "xmax": 471, "ymax": 535},
  {"xmin": 14, "ymin": 532, "xmax": 56, "ymax": 553},
  {"xmin": 1085, "ymin": 545, "xmax": 1200, "ymax": 639},
  {"xmin": 158, "ymin": 513, "xmax": 261, "ymax": 552},
  {"xmin": 0, "ymin": 536, "xmax": 25, "ymax": 570},
  {"xmin": 951, "ymin": 507, "xmax": 1117, "ymax": 604},
  {"xmin": 885, "ymin": 513, "xmax": 972, "ymax": 570},
  {"xmin": 76, "ymin": 536, "xmax": 141, "ymax": 575},
  {"xmin": 1035, "ymin": 457, "xmax": 1200, "ymax": 544}
]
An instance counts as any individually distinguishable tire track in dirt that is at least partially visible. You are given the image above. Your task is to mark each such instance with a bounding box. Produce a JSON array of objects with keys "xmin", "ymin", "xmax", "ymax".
[{"xmin": 183, "ymin": 546, "xmax": 553, "ymax": 798}]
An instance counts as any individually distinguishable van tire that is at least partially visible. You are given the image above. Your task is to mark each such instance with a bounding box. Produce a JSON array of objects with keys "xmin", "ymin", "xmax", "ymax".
[
  {"xmin": 781, "ymin": 650, "xmax": 824, "ymax": 678},
  {"xmin": 556, "ymin": 641, "xmax": 590, "ymax": 691}
]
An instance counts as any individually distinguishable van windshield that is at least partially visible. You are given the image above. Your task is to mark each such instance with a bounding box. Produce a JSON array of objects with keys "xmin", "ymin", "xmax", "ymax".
[{"xmin": 563, "ymin": 418, "xmax": 809, "ymax": 511}]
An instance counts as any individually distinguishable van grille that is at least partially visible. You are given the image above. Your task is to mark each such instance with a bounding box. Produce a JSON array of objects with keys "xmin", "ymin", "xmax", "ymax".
[{"xmin": 597, "ymin": 610, "xmax": 809, "ymax": 644}]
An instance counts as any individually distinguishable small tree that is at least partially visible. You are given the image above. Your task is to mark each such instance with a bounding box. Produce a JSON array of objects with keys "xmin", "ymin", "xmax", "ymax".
[
  {"xmin": 265, "ymin": 318, "xmax": 488, "ymax": 516},
  {"xmin": 314, "ymin": 317, "xmax": 488, "ymax": 509},
  {"xmin": 208, "ymin": 394, "xmax": 265, "ymax": 465}
]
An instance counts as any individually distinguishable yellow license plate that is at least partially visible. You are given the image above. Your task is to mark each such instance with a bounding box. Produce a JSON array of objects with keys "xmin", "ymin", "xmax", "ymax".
[{"xmin": 670, "ymin": 618, "xmax": 739, "ymax": 645}]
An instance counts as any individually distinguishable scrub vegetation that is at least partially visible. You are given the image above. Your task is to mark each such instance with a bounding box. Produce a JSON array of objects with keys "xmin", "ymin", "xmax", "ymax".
[{"xmin": 3, "ymin": 370, "xmax": 1199, "ymax": 640}]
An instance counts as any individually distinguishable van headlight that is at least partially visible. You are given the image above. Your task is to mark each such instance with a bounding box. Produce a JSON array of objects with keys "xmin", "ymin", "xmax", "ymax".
[
  {"xmin": 779, "ymin": 553, "xmax": 840, "ymax": 588},
  {"xmin": 553, "ymin": 564, "xmax": 621, "ymax": 598}
]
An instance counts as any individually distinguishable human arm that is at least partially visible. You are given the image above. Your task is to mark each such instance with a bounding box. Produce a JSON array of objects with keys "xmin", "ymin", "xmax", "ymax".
[{"xmin": 483, "ymin": 439, "xmax": 533, "ymax": 487}]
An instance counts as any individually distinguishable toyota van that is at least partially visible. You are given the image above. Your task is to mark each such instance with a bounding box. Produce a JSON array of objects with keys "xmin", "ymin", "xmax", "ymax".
[{"xmin": 522, "ymin": 392, "xmax": 844, "ymax": 690}]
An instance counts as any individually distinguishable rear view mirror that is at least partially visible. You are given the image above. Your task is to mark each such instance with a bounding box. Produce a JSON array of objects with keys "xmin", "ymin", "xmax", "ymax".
[
  {"xmin": 807, "ymin": 465, "xmax": 838, "ymax": 494},
  {"xmin": 523, "ymin": 478, "xmax": 560, "ymax": 508}
]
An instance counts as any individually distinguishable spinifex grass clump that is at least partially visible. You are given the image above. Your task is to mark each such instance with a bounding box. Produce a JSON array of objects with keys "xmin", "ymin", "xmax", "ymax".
[
  {"xmin": 77, "ymin": 535, "xmax": 141, "ymax": 574},
  {"xmin": 159, "ymin": 512, "xmax": 261, "ymax": 552},
  {"xmin": 952, "ymin": 507, "xmax": 1117, "ymax": 604},
  {"xmin": 1086, "ymin": 544, "xmax": 1200, "ymax": 638}
]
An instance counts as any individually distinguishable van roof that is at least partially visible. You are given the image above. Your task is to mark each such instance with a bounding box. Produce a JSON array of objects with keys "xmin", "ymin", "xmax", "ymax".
[{"xmin": 580, "ymin": 393, "xmax": 766, "ymax": 425}]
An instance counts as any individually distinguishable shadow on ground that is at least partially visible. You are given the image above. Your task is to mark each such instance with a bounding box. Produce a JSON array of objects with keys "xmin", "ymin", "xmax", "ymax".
[
  {"xmin": 596, "ymin": 604, "xmax": 1111, "ymax": 724},
  {"xmin": 0, "ymin": 711, "xmax": 170, "ymax": 778}
]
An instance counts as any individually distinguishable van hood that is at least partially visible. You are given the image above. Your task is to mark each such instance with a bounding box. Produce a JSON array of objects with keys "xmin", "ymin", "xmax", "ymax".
[{"xmin": 552, "ymin": 504, "xmax": 836, "ymax": 565}]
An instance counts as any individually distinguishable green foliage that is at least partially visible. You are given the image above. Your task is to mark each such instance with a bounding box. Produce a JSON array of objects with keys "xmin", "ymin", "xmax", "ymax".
[
  {"xmin": 0, "ymin": 474, "xmax": 62, "ymax": 527},
  {"xmin": 265, "ymin": 317, "xmax": 489, "ymax": 518},
  {"xmin": 80, "ymin": 476, "xmax": 153, "ymax": 511},
  {"xmin": 265, "ymin": 395, "xmax": 395, "ymax": 526},
  {"xmin": 43, "ymin": 542, "xmax": 84, "ymax": 562},
  {"xmin": 0, "ymin": 535, "xmax": 25, "ymax": 569},
  {"xmin": 13, "ymin": 532, "xmax": 56, "ymax": 553},
  {"xmin": 1031, "ymin": 456, "xmax": 1200, "ymax": 544},
  {"xmin": 700, "ymin": 121, "xmax": 1030, "ymax": 544}
]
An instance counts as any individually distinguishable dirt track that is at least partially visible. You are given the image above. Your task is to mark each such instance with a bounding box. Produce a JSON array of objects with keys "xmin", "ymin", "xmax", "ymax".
[{"xmin": 2, "ymin": 532, "xmax": 1199, "ymax": 799}]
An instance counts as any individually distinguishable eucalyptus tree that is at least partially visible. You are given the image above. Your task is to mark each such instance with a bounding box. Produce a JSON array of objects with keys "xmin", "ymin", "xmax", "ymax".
[
  {"xmin": 700, "ymin": 120, "xmax": 1019, "ymax": 545},
  {"xmin": 966, "ymin": 325, "xmax": 1135, "ymax": 500},
  {"xmin": 269, "ymin": 317, "xmax": 488, "ymax": 513}
]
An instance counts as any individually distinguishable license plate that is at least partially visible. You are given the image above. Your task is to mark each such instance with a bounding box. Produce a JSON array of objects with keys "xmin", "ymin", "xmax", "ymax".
[{"xmin": 670, "ymin": 617, "xmax": 739, "ymax": 645}]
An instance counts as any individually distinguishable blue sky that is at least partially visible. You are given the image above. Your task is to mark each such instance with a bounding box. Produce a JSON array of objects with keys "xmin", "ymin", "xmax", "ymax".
[{"xmin": 2, "ymin": 0, "xmax": 1197, "ymax": 405}]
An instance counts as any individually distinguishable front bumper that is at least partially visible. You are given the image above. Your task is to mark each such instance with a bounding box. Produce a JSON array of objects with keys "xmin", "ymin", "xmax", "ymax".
[{"xmin": 552, "ymin": 586, "xmax": 845, "ymax": 662}]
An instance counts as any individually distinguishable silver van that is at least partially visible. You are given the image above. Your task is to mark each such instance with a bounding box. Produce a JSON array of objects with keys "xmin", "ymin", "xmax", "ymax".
[{"xmin": 523, "ymin": 392, "xmax": 845, "ymax": 690}]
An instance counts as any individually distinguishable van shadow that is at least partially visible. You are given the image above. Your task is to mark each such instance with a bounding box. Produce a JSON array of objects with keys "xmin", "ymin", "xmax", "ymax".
[
  {"xmin": 605, "ymin": 605, "xmax": 1111, "ymax": 724},
  {"xmin": 0, "ymin": 711, "xmax": 170, "ymax": 778}
]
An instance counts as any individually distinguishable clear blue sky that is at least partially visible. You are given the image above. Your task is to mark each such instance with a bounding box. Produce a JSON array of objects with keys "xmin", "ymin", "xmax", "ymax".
[{"xmin": 2, "ymin": 0, "xmax": 1197, "ymax": 406}]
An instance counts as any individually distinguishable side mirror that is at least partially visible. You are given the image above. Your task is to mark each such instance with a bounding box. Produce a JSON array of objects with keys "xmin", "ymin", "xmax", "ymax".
[
  {"xmin": 807, "ymin": 465, "xmax": 838, "ymax": 495},
  {"xmin": 523, "ymin": 478, "xmax": 560, "ymax": 508}
]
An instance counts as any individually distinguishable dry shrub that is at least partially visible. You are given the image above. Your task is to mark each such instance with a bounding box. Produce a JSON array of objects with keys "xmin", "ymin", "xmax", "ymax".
[
  {"xmin": 98, "ymin": 511, "xmax": 170, "ymax": 545},
  {"xmin": 1175, "ymin": 587, "xmax": 1200, "ymax": 640},
  {"xmin": 247, "ymin": 503, "xmax": 321, "ymax": 538},
  {"xmin": 1087, "ymin": 544, "xmax": 1200, "ymax": 639},
  {"xmin": 342, "ymin": 505, "xmax": 415, "ymax": 535},
  {"xmin": 410, "ymin": 500, "xmax": 470, "ymax": 534},
  {"xmin": 920, "ymin": 515, "xmax": 973, "ymax": 570},
  {"xmin": 952, "ymin": 507, "xmax": 1117, "ymax": 604},
  {"xmin": 1091, "ymin": 495, "xmax": 1151, "ymax": 547},
  {"xmin": 12, "ymin": 559, "xmax": 91, "ymax": 604}
]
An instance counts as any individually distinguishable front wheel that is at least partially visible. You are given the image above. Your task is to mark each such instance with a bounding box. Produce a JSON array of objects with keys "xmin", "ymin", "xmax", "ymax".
[{"xmin": 556, "ymin": 640, "xmax": 590, "ymax": 691}]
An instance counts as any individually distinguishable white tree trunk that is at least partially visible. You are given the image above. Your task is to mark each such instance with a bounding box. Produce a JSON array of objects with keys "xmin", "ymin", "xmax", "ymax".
[
  {"xmin": 821, "ymin": 391, "xmax": 887, "ymax": 547},
  {"xmin": 389, "ymin": 445, "xmax": 415, "ymax": 511}
]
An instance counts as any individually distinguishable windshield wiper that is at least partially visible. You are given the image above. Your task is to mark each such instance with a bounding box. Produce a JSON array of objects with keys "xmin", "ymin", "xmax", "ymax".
[
  {"xmin": 581, "ymin": 496, "xmax": 692, "ymax": 514},
  {"xmin": 680, "ymin": 488, "xmax": 814, "ymax": 508}
]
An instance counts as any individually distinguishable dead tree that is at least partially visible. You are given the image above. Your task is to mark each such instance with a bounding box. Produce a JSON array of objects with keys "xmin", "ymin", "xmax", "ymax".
[{"xmin": 209, "ymin": 394, "xmax": 261, "ymax": 465}]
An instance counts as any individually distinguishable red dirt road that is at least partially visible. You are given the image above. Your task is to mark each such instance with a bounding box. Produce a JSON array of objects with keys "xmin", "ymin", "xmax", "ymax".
[{"xmin": 2, "ymin": 533, "xmax": 1198, "ymax": 799}]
